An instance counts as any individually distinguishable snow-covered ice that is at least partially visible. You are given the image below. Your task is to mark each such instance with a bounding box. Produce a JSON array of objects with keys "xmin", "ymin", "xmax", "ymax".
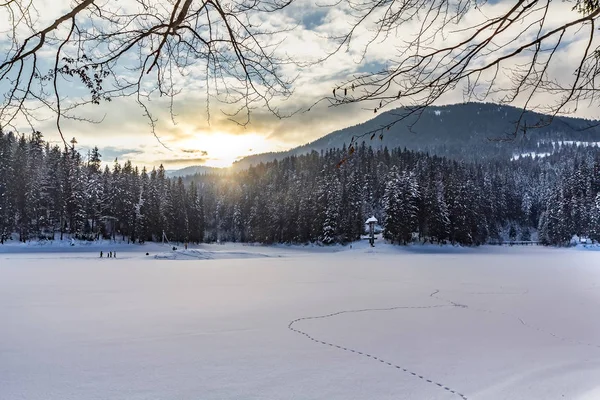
[{"xmin": 1, "ymin": 243, "xmax": 600, "ymax": 400}]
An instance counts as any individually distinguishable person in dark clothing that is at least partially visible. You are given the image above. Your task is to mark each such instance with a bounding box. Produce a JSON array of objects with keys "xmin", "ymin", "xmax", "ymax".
[{"xmin": 100, "ymin": 251, "xmax": 103, "ymax": 258}]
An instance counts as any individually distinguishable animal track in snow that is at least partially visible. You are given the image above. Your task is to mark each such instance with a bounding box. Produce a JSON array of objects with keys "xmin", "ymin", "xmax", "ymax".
[
  {"xmin": 430, "ymin": 289, "xmax": 600, "ymax": 350},
  {"xmin": 288, "ymin": 304, "xmax": 468, "ymax": 400}
]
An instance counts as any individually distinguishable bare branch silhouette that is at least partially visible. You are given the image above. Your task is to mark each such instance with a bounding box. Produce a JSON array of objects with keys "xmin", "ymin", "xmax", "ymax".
[
  {"xmin": 323, "ymin": 0, "xmax": 600, "ymax": 143},
  {"xmin": 0, "ymin": 0, "xmax": 296, "ymax": 146}
]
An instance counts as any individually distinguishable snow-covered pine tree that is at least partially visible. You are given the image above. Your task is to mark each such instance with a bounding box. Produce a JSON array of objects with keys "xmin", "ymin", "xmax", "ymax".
[
  {"xmin": 13, "ymin": 135, "xmax": 30, "ymax": 241},
  {"xmin": 161, "ymin": 177, "xmax": 176, "ymax": 242},
  {"xmin": 84, "ymin": 147, "xmax": 104, "ymax": 239},
  {"xmin": 319, "ymin": 173, "xmax": 341, "ymax": 245},
  {"xmin": 26, "ymin": 132, "xmax": 46, "ymax": 238},
  {"xmin": 0, "ymin": 130, "xmax": 15, "ymax": 243},
  {"xmin": 145, "ymin": 167, "xmax": 162, "ymax": 241},
  {"xmin": 66, "ymin": 148, "xmax": 87, "ymax": 238},
  {"xmin": 382, "ymin": 166, "xmax": 402, "ymax": 244},
  {"xmin": 135, "ymin": 167, "xmax": 149, "ymax": 243},
  {"xmin": 172, "ymin": 177, "xmax": 189, "ymax": 243},
  {"xmin": 396, "ymin": 170, "xmax": 420, "ymax": 244},
  {"xmin": 590, "ymin": 193, "xmax": 600, "ymax": 244},
  {"xmin": 187, "ymin": 182, "xmax": 204, "ymax": 243},
  {"xmin": 428, "ymin": 176, "xmax": 450, "ymax": 244}
]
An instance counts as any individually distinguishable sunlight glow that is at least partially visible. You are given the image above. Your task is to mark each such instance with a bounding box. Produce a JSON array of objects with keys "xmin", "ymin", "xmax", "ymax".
[{"xmin": 184, "ymin": 132, "xmax": 278, "ymax": 168}]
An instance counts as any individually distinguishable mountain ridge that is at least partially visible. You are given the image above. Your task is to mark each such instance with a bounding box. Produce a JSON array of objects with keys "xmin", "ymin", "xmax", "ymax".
[{"xmin": 169, "ymin": 102, "xmax": 600, "ymax": 176}]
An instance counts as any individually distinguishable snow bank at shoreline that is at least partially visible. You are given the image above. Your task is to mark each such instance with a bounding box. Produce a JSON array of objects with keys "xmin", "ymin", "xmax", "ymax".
[
  {"xmin": 154, "ymin": 248, "xmax": 274, "ymax": 261},
  {"xmin": 0, "ymin": 237, "xmax": 597, "ymax": 258}
]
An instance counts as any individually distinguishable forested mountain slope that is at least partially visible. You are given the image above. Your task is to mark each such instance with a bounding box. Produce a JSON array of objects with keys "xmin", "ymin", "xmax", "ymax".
[{"xmin": 229, "ymin": 102, "xmax": 600, "ymax": 170}]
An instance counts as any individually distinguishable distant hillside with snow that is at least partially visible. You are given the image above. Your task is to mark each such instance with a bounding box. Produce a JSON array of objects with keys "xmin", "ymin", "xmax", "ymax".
[{"xmin": 227, "ymin": 102, "xmax": 600, "ymax": 170}]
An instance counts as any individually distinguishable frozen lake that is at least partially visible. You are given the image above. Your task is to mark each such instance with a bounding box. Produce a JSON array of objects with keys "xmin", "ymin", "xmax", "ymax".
[{"xmin": 1, "ymin": 244, "xmax": 600, "ymax": 399}]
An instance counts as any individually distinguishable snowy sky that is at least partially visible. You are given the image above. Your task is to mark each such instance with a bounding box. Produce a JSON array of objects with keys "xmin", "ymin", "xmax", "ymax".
[{"xmin": 1, "ymin": 0, "xmax": 599, "ymax": 169}]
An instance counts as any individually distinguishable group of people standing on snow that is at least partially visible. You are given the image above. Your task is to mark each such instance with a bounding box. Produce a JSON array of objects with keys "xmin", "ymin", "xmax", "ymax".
[{"xmin": 100, "ymin": 251, "xmax": 116, "ymax": 258}]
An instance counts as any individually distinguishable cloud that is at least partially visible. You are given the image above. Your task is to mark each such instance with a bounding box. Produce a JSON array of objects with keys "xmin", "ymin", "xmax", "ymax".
[
  {"xmin": 5, "ymin": 0, "xmax": 599, "ymax": 170},
  {"xmin": 181, "ymin": 149, "xmax": 209, "ymax": 155},
  {"xmin": 156, "ymin": 157, "xmax": 211, "ymax": 167},
  {"xmin": 95, "ymin": 146, "xmax": 144, "ymax": 161}
]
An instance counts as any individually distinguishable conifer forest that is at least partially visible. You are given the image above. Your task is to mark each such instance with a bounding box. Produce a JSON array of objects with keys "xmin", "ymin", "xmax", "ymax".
[{"xmin": 1, "ymin": 130, "xmax": 599, "ymax": 247}]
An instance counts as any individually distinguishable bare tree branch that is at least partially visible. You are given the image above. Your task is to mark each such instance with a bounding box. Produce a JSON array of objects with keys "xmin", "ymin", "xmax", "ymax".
[
  {"xmin": 322, "ymin": 0, "xmax": 600, "ymax": 144},
  {"xmin": 0, "ymin": 0, "xmax": 296, "ymax": 145}
]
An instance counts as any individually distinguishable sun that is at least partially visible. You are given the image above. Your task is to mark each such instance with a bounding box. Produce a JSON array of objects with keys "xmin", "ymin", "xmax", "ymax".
[{"xmin": 185, "ymin": 132, "xmax": 276, "ymax": 168}]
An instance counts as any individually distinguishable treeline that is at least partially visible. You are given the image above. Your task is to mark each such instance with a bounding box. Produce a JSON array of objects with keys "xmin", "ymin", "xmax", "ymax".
[
  {"xmin": 1, "ymin": 130, "xmax": 599, "ymax": 246},
  {"xmin": 538, "ymin": 159, "xmax": 600, "ymax": 244},
  {"xmin": 186, "ymin": 142, "xmax": 600, "ymax": 246},
  {"xmin": 0, "ymin": 131, "xmax": 204, "ymax": 244}
]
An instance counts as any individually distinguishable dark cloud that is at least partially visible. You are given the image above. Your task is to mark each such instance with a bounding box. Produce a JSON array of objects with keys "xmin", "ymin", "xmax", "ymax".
[
  {"xmin": 92, "ymin": 146, "xmax": 143, "ymax": 161},
  {"xmin": 156, "ymin": 157, "xmax": 211, "ymax": 166},
  {"xmin": 181, "ymin": 149, "xmax": 209, "ymax": 155}
]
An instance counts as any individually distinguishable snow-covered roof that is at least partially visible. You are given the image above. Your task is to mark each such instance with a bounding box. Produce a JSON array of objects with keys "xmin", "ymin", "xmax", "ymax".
[{"xmin": 365, "ymin": 216, "xmax": 378, "ymax": 224}]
